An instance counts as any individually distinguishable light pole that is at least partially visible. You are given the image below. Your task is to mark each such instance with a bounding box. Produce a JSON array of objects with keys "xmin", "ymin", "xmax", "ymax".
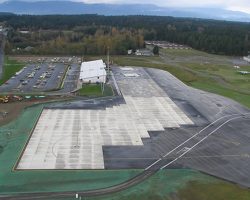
[
  {"xmin": 101, "ymin": 65, "xmax": 105, "ymax": 95},
  {"xmin": 107, "ymin": 46, "xmax": 110, "ymax": 77}
]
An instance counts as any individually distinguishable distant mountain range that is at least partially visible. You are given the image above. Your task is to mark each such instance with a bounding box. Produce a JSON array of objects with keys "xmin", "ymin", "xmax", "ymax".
[{"xmin": 0, "ymin": 0, "xmax": 250, "ymax": 22}]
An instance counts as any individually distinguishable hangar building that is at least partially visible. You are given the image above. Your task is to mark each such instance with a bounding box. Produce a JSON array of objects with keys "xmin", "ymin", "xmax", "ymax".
[{"xmin": 79, "ymin": 60, "xmax": 106, "ymax": 83}]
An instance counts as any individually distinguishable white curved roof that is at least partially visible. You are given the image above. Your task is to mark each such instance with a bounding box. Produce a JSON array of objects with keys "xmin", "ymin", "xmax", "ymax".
[{"xmin": 80, "ymin": 59, "xmax": 106, "ymax": 79}]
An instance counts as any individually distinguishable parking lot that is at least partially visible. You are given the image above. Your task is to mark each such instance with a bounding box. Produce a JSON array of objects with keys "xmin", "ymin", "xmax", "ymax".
[
  {"xmin": 0, "ymin": 63, "xmax": 68, "ymax": 93},
  {"xmin": 10, "ymin": 56, "xmax": 81, "ymax": 65}
]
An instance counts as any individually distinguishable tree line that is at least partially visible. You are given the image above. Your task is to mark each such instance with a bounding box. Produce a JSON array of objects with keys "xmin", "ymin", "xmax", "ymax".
[
  {"xmin": 4, "ymin": 26, "xmax": 144, "ymax": 55},
  {"xmin": 0, "ymin": 14, "xmax": 250, "ymax": 55}
]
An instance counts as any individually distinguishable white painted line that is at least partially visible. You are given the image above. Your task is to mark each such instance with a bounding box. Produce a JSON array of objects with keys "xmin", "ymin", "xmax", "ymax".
[
  {"xmin": 160, "ymin": 115, "xmax": 245, "ymax": 170},
  {"xmin": 162, "ymin": 114, "xmax": 234, "ymax": 158},
  {"xmin": 176, "ymin": 147, "xmax": 190, "ymax": 154},
  {"xmin": 145, "ymin": 158, "xmax": 162, "ymax": 170},
  {"xmin": 144, "ymin": 112, "xmax": 250, "ymax": 171}
]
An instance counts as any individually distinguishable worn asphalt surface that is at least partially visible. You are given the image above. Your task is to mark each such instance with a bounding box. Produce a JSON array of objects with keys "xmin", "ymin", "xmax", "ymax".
[{"xmin": 104, "ymin": 67, "xmax": 250, "ymax": 187}]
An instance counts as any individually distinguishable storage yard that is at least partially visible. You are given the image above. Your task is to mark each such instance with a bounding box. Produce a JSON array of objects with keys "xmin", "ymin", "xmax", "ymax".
[{"xmin": 145, "ymin": 41, "xmax": 191, "ymax": 49}]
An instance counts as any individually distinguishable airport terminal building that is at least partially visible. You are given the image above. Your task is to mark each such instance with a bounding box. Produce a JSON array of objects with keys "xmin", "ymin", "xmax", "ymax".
[{"xmin": 79, "ymin": 60, "xmax": 107, "ymax": 83}]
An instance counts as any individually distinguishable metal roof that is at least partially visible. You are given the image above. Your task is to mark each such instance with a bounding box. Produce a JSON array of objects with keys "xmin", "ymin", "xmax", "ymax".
[{"xmin": 79, "ymin": 60, "xmax": 106, "ymax": 79}]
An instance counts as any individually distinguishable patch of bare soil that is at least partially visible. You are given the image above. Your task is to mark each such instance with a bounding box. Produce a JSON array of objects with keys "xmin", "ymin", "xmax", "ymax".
[{"xmin": 0, "ymin": 96, "xmax": 73, "ymax": 126}]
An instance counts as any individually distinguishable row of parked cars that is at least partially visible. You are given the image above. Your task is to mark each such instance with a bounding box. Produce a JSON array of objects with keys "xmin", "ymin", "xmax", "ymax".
[
  {"xmin": 19, "ymin": 65, "xmax": 41, "ymax": 85},
  {"xmin": 33, "ymin": 65, "xmax": 56, "ymax": 89}
]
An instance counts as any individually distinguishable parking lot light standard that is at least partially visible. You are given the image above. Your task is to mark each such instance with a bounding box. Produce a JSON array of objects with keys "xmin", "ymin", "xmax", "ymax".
[
  {"xmin": 101, "ymin": 66, "xmax": 105, "ymax": 95},
  {"xmin": 107, "ymin": 46, "xmax": 110, "ymax": 77}
]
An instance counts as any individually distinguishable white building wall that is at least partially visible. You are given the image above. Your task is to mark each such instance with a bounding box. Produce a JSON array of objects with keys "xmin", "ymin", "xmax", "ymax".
[
  {"xmin": 80, "ymin": 75, "xmax": 106, "ymax": 84},
  {"xmin": 243, "ymin": 56, "xmax": 250, "ymax": 63}
]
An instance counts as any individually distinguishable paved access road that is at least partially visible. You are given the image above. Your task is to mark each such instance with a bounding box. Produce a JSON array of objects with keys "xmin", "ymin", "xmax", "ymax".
[{"xmin": 59, "ymin": 64, "xmax": 80, "ymax": 93}]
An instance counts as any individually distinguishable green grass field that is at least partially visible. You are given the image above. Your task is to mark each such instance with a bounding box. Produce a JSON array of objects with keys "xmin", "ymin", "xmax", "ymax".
[
  {"xmin": 91, "ymin": 171, "xmax": 250, "ymax": 200},
  {"xmin": 0, "ymin": 57, "xmax": 25, "ymax": 85},
  {"xmin": 88, "ymin": 169, "xmax": 216, "ymax": 200},
  {"xmin": 49, "ymin": 170, "xmax": 250, "ymax": 200},
  {"xmin": 77, "ymin": 84, "xmax": 113, "ymax": 97},
  {"xmin": 162, "ymin": 48, "xmax": 209, "ymax": 57},
  {"xmin": 177, "ymin": 180, "xmax": 250, "ymax": 200}
]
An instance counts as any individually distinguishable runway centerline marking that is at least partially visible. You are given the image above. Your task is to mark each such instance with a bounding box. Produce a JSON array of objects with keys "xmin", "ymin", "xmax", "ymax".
[
  {"xmin": 160, "ymin": 115, "xmax": 247, "ymax": 170},
  {"xmin": 145, "ymin": 113, "xmax": 250, "ymax": 171}
]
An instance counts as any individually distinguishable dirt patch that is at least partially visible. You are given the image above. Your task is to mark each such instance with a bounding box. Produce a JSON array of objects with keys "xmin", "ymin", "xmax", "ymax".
[{"xmin": 0, "ymin": 96, "xmax": 73, "ymax": 126}]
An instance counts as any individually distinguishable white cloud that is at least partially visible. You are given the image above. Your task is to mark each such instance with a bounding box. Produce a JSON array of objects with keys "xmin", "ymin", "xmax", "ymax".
[
  {"xmin": 81, "ymin": 0, "xmax": 250, "ymax": 13},
  {"xmin": 228, "ymin": 7, "xmax": 250, "ymax": 14}
]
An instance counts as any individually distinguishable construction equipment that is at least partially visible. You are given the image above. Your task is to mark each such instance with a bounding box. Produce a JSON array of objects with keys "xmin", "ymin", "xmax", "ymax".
[
  {"xmin": 0, "ymin": 96, "xmax": 9, "ymax": 103},
  {"xmin": 13, "ymin": 95, "xmax": 23, "ymax": 101}
]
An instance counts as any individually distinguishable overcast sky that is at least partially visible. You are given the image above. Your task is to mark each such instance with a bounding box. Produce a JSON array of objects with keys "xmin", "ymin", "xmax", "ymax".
[
  {"xmin": 1, "ymin": 0, "xmax": 250, "ymax": 14},
  {"xmin": 83, "ymin": 0, "xmax": 250, "ymax": 13}
]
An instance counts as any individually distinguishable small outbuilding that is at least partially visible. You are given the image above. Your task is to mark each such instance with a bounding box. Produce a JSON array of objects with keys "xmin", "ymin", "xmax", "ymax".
[
  {"xmin": 79, "ymin": 60, "xmax": 107, "ymax": 83},
  {"xmin": 238, "ymin": 71, "xmax": 250, "ymax": 75},
  {"xmin": 128, "ymin": 49, "xmax": 133, "ymax": 55},
  {"xmin": 243, "ymin": 56, "xmax": 250, "ymax": 63}
]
